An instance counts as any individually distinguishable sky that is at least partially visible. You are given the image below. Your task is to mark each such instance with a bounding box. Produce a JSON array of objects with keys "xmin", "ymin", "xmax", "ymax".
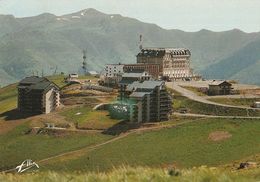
[{"xmin": 0, "ymin": 0, "xmax": 260, "ymax": 32}]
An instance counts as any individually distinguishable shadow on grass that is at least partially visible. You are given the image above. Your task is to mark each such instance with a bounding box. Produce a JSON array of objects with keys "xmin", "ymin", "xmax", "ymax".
[
  {"xmin": 102, "ymin": 120, "xmax": 142, "ymax": 136},
  {"xmin": 0, "ymin": 109, "xmax": 36, "ymax": 121}
]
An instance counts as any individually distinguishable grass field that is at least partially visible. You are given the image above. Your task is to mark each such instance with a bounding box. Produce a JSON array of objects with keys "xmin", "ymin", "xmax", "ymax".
[
  {"xmin": 1, "ymin": 166, "xmax": 259, "ymax": 182},
  {"xmin": 0, "ymin": 84, "xmax": 17, "ymax": 119},
  {"xmin": 1, "ymin": 78, "xmax": 260, "ymax": 177},
  {"xmin": 181, "ymin": 86, "xmax": 207, "ymax": 96},
  {"xmin": 43, "ymin": 118, "xmax": 260, "ymax": 172},
  {"xmin": 61, "ymin": 106, "xmax": 121, "ymax": 129},
  {"xmin": 208, "ymin": 97, "xmax": 258, "ymax": 107},
  {"xmin": 0, "ymin": 123, "xmax": 113, "ymax": 171},
  {"xmin": 46, "ymin": 75, "xmax": 67, "ymax": 88}
]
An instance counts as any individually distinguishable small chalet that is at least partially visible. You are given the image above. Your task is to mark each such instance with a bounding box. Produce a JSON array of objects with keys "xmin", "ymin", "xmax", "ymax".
[
  {"xmin": 208, "ymin": 80, "xmax": 233, "ymax": 96},
  {"xmin": 17, "ymin": 76, "xmax": 60, "ymax": 114}
]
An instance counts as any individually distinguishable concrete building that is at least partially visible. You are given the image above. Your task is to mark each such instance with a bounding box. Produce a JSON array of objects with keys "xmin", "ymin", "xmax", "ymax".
[
  {"xmin": 17, "ymin": 76, "xmax": 60, "ymax": 114},
  {"xmin": 208, "ymin": 80, "xmax": 233, "ymax": 96},
  {"xmin": 137, "ymin": 48, "xmax": 200, "ymax": 80},
  {"xmin": 120, "ymin": 81, "xmax": 172, "ymax": 122},
  {"xmin": 103, "ymin": 64, "xmax": 124, "ymax": 78},
  {"xmin": 118, "ymin": 71, "xmax": 151, "ymax": 100},
  {"xmin": 100, "ymin": 64, "xmax": 124, "ymax": 86}
]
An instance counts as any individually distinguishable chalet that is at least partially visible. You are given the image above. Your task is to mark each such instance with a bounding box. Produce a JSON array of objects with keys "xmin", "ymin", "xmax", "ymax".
[
  {"xmin": 208, "ymin": 80, "xmax": 233, "ymax": 96},
  {"xmin": 17, "ymin": 76, "xmax": 60, "ymax": 114}
]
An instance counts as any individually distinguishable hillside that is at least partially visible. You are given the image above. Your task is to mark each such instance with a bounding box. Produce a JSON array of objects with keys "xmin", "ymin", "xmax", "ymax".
[
  {"xmin": 0, "ymin": 77, "xmax": 260, "ymax": 179},
  {"xmin": 202, "ymin": 39, "xmax": 260, "ymax": 84},
  {"xmin": 0, "ymin": 8, "xmax": 260, "ymax": 86}
]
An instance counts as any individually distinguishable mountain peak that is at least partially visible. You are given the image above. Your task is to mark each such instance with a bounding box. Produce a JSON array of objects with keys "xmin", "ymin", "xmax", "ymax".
[{"xmin": 70, "ymin": 8, "xmax": 106, "ymax": 17}]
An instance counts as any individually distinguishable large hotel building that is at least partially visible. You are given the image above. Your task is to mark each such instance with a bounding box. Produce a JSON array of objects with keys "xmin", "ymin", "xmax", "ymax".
[{"xmin": 137, "ymin": 48, "xmax": 199, "ymax": 80}]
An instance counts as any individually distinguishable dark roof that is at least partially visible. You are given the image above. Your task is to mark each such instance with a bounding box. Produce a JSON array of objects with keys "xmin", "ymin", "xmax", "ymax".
[
  {"xmin": 18, "ymin": 76, "xmax": 59, "ymax": 91},
  {"xmin": 128, "ymin": 81, "xmax": 164, "ymax": 98},
  {"xmin": 126, "ymin": 81, "xmax": 164, "ymax": 91},
  {"xmin": 19, "ymin": 76, "xmax": 47, "ymax": 85},
  {"xmin": 137, "ymin": 48, "xmax": 191, "ymax": 57},
  {"xmin": 209, "ymin": 80, "xmax": 232, "ymax": 86},
  {"xmin": 119, "ymin": 78, "xmax": 137, "ymax": 85}
]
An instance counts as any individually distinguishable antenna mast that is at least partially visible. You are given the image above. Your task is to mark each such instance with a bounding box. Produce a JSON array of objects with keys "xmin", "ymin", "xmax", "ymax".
[
  {"xmin": 82, "ymin": 49, "xmax": 87, "ymax": 75},
  {"xmin": 139, "ymin": 34, "xmax": 143, "ymax": 50}
]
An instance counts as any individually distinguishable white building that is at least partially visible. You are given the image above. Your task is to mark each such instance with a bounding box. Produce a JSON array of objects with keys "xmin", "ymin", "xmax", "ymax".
[
  {"xmin": 104, "ymin": 64, "xmax": 124, "ymax": 78},
  {"xmin": 137, "ymin": 48, "xmax": 200, "ymax": 80}
]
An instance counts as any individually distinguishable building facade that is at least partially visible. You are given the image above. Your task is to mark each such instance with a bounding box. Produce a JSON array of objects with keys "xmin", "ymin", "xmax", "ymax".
[
  {"xmin": 137, "ymin": 48, "xmax": 199, "ymax": 80},
  {"xmin": 123, "ymin": 64, "xmax": 161, "ymax": 79},
  {"xmin": 100, "ymin": 64, "xmax": 124, "ymax": 86},
  {"xmin": 118, "ymin": 81, "xmax": 172, "ymax": 122},
  {"xmin": 17, "ymin": 76, "xmax": 60, "ymax": 114},
  {"xmin": 103, "ymin": 64, "xmax": 125, "ymax": 78}
]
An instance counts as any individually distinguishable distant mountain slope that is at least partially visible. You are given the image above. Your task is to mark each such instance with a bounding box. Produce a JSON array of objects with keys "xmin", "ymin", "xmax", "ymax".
[
  {"xmin": 202, "ymin": 39, "xmax": 260, "ymax": 84},
  {"xmin": 0, "ymin": 8, "xmax": 260, "ymax": 86}
]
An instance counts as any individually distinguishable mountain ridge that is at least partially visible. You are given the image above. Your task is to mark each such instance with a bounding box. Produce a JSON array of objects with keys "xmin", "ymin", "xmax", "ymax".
[{"xmin": 0, "ymin": 8, "xmax": 260, "ymax": 86}]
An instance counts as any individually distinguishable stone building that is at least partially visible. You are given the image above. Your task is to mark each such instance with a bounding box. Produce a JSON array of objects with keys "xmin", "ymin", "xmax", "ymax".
[
  {"xmin": 208, "ymin": 80, "xmax": 233, "ymax": 96},
  {"xmin": 137, "ymin": 48, "xmax": 199, "ymax": 80},
  {"xmin": 17, "ymin": 76, "xmax": 60, "ymax": 114}
]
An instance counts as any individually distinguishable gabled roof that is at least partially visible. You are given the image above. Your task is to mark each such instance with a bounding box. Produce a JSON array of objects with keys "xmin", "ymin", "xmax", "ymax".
[
  {"xmin": 126, "ymin": 81, "xmax": 164, "ymax": 91},
  {"xmin": 18, "ymin": 76, "xmax": 59, "ymax": 92},
  {"xmin": 209, "ymin": 80, "xmax": 232, "ymax": 86},
  {"xmin": 19, "ymin": 76, "xmax": 47, "ymax": 85}
]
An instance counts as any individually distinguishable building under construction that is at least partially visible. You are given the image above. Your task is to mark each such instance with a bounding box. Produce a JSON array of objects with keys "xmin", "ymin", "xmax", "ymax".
[
  {"xmin": 118, "ymin": 81, "xmax": 172, "ymax": 122},
  {"xmin": 17, "ymin": 76, "xmax": 60, "ymax": 114}
]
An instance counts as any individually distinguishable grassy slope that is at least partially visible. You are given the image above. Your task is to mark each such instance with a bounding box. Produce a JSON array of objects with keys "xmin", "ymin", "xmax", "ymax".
[
  {"xmin": 1, "ymin": 167, "xmax": 260, "ymax": 182},
  {"xmin": 0, "ymin": 76, "xmax": 115, "ymax": 170},
  {"xmin": 0, "ymin": 123, "xmax": 113, "ymax": 171},
  {"xmin": 1, "ymin": 80, "xmax": 260, "ymax": 174},
  {"xmin": 208, "ymin": 97, "xmax": 259, "ymax": 107},
  {"xmin": 43, "ymin": 118, "xmax": 260, "ymax": 172},
  {"xmin": 180, "ymin": 86, "xmax": 206, "ymax": 96},
  {"xmin": 61, "ymin": 106, "xmax": 121, "ymax": 129},
  {"xmin": 0, "ymin": 84, "xmax": 17, "ymax": 117}
]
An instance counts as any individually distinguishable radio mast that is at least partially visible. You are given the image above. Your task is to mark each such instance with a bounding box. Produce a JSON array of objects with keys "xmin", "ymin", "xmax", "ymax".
[
  {"xmin": 139, "ymin": 34, "xmax": 143, "ymax": 50},
  {"xmin": 82, "ymin": 49, "xmax": 87, "ymax": 75}
]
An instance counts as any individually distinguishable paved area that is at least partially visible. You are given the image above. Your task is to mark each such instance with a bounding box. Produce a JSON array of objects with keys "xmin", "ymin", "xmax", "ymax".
[
  {"xmin": 166, "ymin": 82, "xmax": 258, "ymax": 110},
  {"xmin": 174, "ymin": 80, "xmax": 260, "ymax": 90}
]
